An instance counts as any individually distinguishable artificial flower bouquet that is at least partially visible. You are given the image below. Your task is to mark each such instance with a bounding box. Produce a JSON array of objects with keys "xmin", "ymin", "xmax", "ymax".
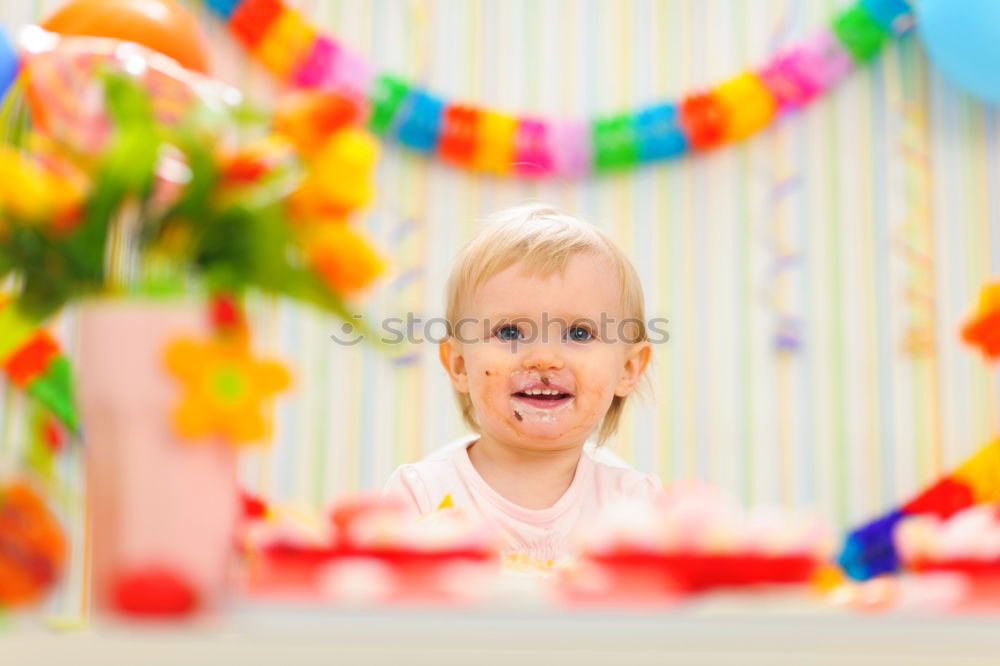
[{"xmin": 0, "ymin": 29, "xmax": 385, "ymax": 617}]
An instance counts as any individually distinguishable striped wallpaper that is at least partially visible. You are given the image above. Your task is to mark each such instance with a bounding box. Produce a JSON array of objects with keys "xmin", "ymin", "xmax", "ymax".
[{"xmin": 1, "ymin": 0, "xmax": 999, "ymax": 616}]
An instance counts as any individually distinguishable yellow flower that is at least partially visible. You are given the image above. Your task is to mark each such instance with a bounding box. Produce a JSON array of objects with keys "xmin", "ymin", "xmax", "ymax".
[
  {"xmin": 0, "ymin": 146, "xmax": 85, "ymax": 231},
  {"xmin": 289, "ymin": 128, "xmax": 378, "ymax": 219},
  {"xmin": 302, "ymin": 222, "xmax": 387, "ymax": 295},
  {"xmin": 0, "ymin": 148, "xmax": 60, "ymax": 221},
  {"xmin": 164, "ymin": 335, "xmax": 291, "ymax": 445}
]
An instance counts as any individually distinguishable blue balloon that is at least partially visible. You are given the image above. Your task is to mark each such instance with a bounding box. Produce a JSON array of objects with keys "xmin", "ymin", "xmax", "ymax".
[
  {"xmin": 0, "ymin": 27, "xmax": 18, "ymax": 102},
  {"xmin": 917, "ymin": 0, "xmax": 1000, "ymax": 104}
]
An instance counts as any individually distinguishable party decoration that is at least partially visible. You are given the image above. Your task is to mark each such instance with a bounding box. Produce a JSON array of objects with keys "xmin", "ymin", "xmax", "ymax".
[
  {"xmin": 513, "ymin": 118, "xmax": 551, "ymax": 176},
  {"xmin": 838, "ymin": 439, "xmax": 1000, "ymax": 581},
  {"xmin": 895, "ymin": 102, "xmax": 937, "ymax": 358},
  {"xmin": 917, "ymin": 0, "xmax": 1000, "ymax": 104},
  {"xmin": 0, "ymin": 28, "xmax": 17, "ymax": 102},
  {"xmin": 0, "ymin": 300, "xmax": 78, "ymax": 430},
  {"xmin": 165, "ymin": 333, "xmax": 291, "ymax": 444},
  {"xmin": 368, "ymin": 74, "xmax": 411, "ymax": 136},
  {"xmin": 833, "ymin": 5, "xmax": 887, "ymax": 63},
  {"xmin": 961, "ymin": 282, "xmax": 1000, "ymax": 359},
  {"xmin": 679, "ymin": 93, "xmax": 727, "ymax": 150},
  {"xmin": 41, "ymin": 0, "xmax": 211, "ymax": 73},
  {"xmin": 204, "ymin": 0, "xmax": 915, "ymax": 178},
  {"xmin": 438, "ymin": 105, "xmax": 478, "ymax": 166},
  {"xmin": 111, "ymin": 566, "xmax": 199, "ymax": 617},
  {"xmin": 761, "ymin": 175, "xmax": 804, "ymax": 352},
  {"xmin": 634, "ymin": 104, "xmax": 687, "ymax": 162},
  {"xmin": 253, "ymin": 6, "xmax": 316, "ymax": 78},
  {"xmin": 229, "ymin": 0, "xmax": 283, "ymax": 49},
  {"xmin": 473, "ymin": 111, "xmax": 517, "ymax": 174},
  {"xmin": 593, "ymin": 113, "xmax": 639, "ymax": 171},
  {"xmin": 715, "ymin": 73, "xmax": 776, "ymax": 141},
  {"xmin": 861, "ymin": 0, "xmax": 915, "ymax": 36},
  {"xmin": 395, "ymin": 91, "xmax": 444, "ymax": 153},
  {"xmin": 0, "ymin": 481, "xmax": 67, "ymax": 607}
]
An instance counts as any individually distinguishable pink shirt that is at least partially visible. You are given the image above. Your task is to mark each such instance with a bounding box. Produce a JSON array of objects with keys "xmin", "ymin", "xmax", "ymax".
[{"xmin": 383, "ymin": 436, "xmax": 662, "ymax": 562}]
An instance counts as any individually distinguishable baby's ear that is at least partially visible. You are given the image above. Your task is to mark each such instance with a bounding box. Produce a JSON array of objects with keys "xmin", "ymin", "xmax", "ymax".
[
  {"xmin": 439, "ymin": 339, "xmax": 469, "ymax": 392},
  {"xmin": 615, "ymin": 341, "xmax": 651, "ymax": 397}
]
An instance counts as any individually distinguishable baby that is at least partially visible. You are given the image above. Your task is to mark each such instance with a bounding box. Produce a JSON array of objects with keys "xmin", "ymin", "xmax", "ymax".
[{"xmin": 384, "ymin": 203, "xmax": 661, "ymax": 562}]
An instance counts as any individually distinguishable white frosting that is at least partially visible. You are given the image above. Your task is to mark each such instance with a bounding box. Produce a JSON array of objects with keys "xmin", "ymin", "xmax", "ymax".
[
  {"xmin": 895, "ymin": 504, "xmax": 1000, "ymax": 563},
  {"xmin": 574, "ymin": 481, "xmax": 833, "ymax": 558}
]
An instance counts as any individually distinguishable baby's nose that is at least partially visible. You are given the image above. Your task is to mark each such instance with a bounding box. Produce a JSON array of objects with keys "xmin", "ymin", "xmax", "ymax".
[{"xmin": 521, "ymin": 345, "xmax": 564, "ymax": 371}]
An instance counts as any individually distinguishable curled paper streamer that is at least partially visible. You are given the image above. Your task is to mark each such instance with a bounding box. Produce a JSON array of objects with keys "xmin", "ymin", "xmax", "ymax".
[
  {"xmin": 893, "ymin": 101, "xmax": 936, "ymax": 358},
  {"xmin": 760, "ymin": 174, "xmax": 804, "ymax": 352}
]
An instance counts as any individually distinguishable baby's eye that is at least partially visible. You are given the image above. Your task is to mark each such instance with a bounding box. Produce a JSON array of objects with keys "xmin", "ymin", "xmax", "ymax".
[
  {"xmin": 493, "ymin": 324, "xmax": 523, "ymax": 342},
  {"xmin": 566, "ymin": 325, "xmax": 594, "ymax": 343}
]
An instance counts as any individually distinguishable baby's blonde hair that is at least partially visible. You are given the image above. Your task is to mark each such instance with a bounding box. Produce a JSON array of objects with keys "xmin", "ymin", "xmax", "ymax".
[{"xmin": 444, "ymin": 203, "xmax": 647, "ymax": 445}]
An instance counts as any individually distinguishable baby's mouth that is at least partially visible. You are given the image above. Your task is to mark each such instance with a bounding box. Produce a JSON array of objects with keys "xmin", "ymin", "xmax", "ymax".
[{"xmin": 510, "ymin": 389, "xmax": 574, "ymax": 409}]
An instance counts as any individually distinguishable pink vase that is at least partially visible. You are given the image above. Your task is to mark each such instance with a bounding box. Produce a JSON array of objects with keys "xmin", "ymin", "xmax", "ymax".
[{"xmin": 78, "ymin": 300, "xmax": 239, "ymax": 617}]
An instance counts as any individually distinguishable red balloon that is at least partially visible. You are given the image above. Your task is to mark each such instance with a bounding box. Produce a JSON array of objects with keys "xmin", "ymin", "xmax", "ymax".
[{"xmin": 41, "ymin": 0, "xmax": 211, "ymax": 73}]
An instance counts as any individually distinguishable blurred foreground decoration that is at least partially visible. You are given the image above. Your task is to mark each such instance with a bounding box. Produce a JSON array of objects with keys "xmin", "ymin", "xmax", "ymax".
[
  {"xmin": 0, "ymin": 481, "xmax": 66, "ymax": 609},
  {"xmin": 40, "ymin": 0, "xmax": 211, "ymax": 74},
  {"xmin": 560, "ymin": 484, "xmax": 832, "ymax": 604},
  {"xmin": 239, "ymin": 492, "xmax": 501, "ymax": 605},
  {"xmin": 839, "ymin": 284, "xmax": 1000, "ymax": 582},
  {"xmin": 838, "ymin": 441, "xmax": 1000, "ymax": 582},
  {"xmin": 0, "ymin": 21, "xmax": 384, "ymax": 616},
  {"xmin": 0, "ymin": 298, "xmax": 77, "ymax": 431},
  {"xmin": 961, "ymin": 282, "xmax": 1000, "ymax": 361}
]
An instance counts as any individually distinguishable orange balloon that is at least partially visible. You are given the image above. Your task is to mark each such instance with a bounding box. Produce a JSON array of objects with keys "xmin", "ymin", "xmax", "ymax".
[{"xmin": 41, "ymin": 0, "xmax": 210, "ymax": 73}]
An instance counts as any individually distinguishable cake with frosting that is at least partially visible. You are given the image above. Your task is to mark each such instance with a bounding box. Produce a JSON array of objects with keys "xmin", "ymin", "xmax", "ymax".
[
  {"xmin": 243, "ymin": 492, "xmax": 499, "ymax": 603},
  {"xmin": 894, "ymin": 503, "xmax": 1000, "ymax": 578},
  {"xmin": 559, "ymin": 483, "xmax": 832, "ymax": 602}
]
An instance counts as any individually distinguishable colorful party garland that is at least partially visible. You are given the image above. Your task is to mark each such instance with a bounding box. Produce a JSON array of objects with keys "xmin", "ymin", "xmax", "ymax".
[{"xmin": 203, "ymin": 0, "xmax": 915, "ymax": 178}]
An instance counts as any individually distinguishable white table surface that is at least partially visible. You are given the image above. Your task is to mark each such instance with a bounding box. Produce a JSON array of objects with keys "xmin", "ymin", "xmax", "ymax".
[{"xmin": 4, "ymin": 594, "xmax": 1000, "ymax": 666}]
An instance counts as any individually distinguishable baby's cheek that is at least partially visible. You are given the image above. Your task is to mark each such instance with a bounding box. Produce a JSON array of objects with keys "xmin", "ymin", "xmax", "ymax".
[
  {"xmin": 468, "ymin": 366, "xmax": 509, "ymax": 414},
  {"xmin": 575, "ymin": 382, "xmax": 617, "ymax": 419}
]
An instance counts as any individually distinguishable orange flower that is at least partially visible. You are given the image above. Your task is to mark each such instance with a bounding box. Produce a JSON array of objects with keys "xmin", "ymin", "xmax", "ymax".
[
  {"xmin": 961, "ymin": 282, "xmax": 1000, "ymax": 360},
  {"xmin": 164, "ymin": 335, "xmax": 291, "ymax": 444},
  {"xmin": 0, "ymin": 481, "xmax": 67, "ymax": 607},
  {"xmin": 303, "ymin": 222, "xmax": 386, "ymax": 295},
  {"xmin": 274, "ymin": 90, "xmax": 361, "ymax": 156},
  {"xmin": 220, "ymin": 135, "xmax": 297, "ymax": 186}
]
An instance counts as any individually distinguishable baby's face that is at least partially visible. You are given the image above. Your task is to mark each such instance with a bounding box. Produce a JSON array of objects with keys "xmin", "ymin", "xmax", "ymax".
[{"xmin": 441, "ymin": 252, "xmax": 650, "ymax": 451}]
